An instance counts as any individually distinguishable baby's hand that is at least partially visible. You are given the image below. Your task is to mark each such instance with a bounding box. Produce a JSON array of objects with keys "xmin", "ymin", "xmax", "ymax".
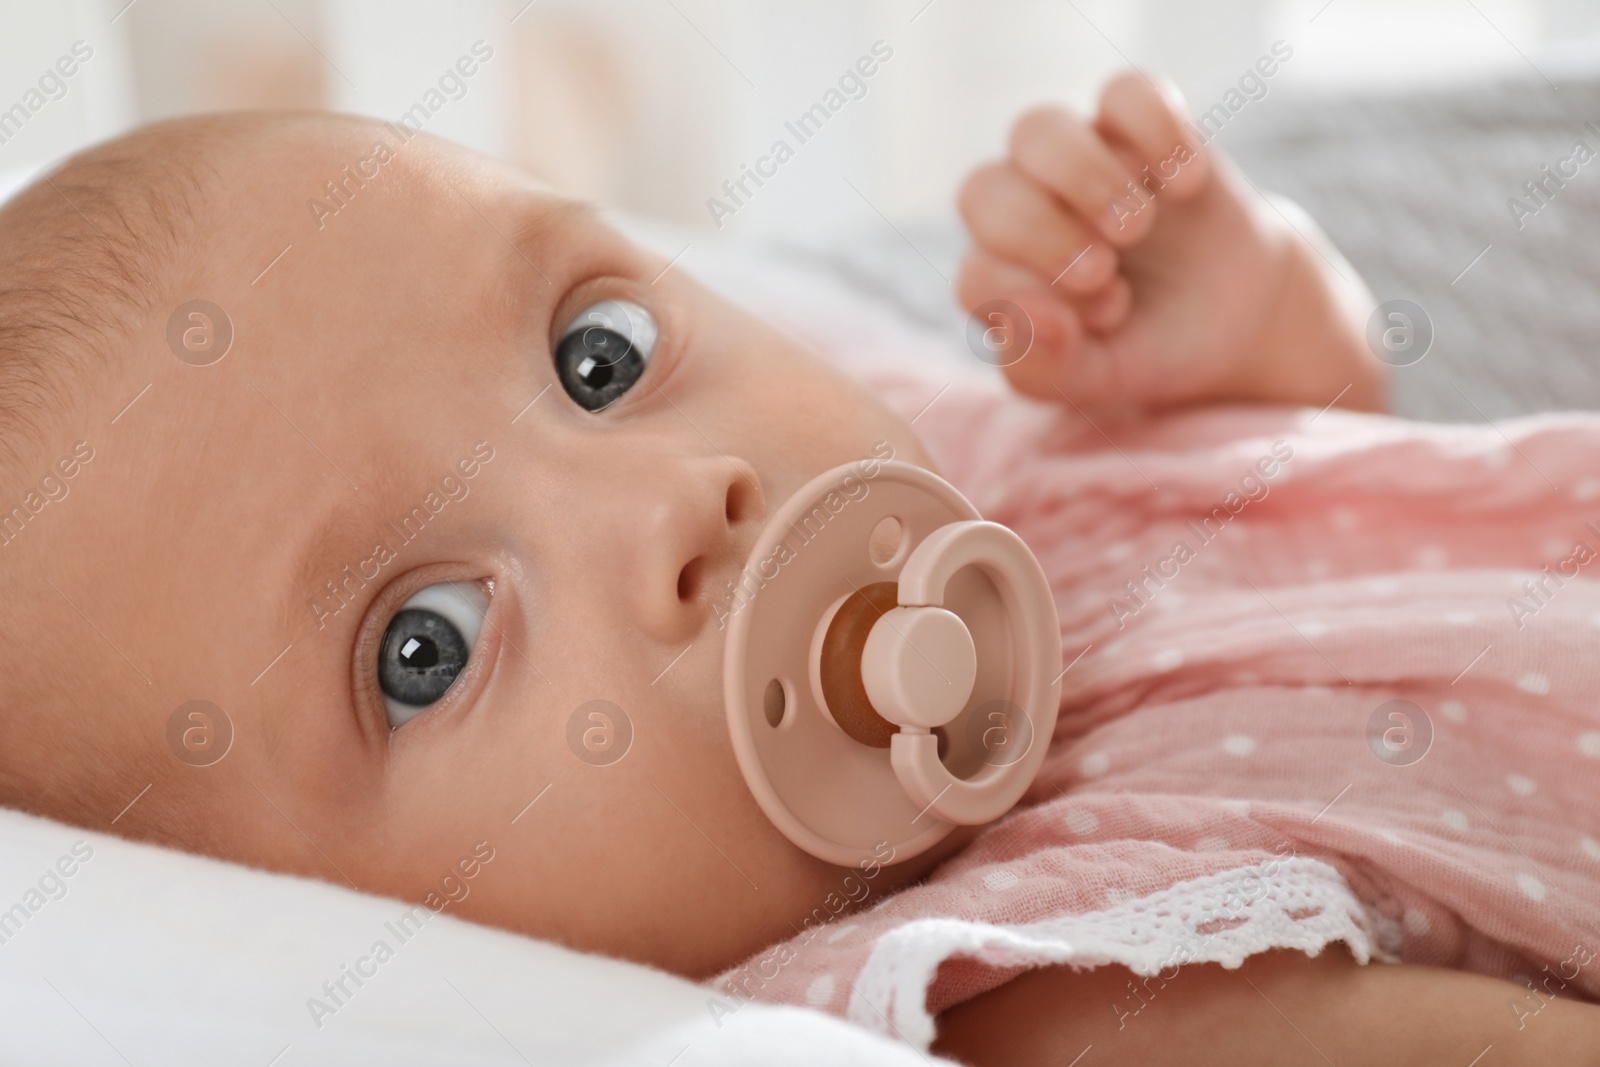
[{"xmin": 958, "ymin": 73, "xmax": 1383, "ymax": 412}]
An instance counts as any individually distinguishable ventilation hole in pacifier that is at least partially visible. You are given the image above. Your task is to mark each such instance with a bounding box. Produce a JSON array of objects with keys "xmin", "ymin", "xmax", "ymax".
[
  {"xmin": 867, "ymin": 515, "xmax": 907, "ymax": 566},
  {"xmin": 763, "ymin": 678, "xmax": 788, "ymax": 728}
]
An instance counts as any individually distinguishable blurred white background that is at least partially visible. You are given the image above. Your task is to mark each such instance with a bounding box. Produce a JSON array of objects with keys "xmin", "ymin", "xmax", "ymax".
[{"xmin": 2, "ymin": 0, "xmax": 1599, "ymax": 238}]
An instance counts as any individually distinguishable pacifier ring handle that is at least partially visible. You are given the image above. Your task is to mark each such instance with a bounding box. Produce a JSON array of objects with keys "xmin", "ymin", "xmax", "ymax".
[
  {"xmin": 861, "ymin": 604, "xmax": 978, "ymax": 731},
  {"xmin": 885, "ymin": 520, "xmax": 1060, "ymax": 826}
]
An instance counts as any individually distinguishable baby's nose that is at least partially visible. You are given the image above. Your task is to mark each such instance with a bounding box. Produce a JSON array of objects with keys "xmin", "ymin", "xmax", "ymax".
[{"xmin": 631, "ymin": 454, "xmax": 764, "ymax": 644}]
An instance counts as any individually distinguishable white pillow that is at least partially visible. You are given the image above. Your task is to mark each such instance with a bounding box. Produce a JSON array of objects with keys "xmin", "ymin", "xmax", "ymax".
[
  {"xmin": 0, "ymin": 165, "xmax": 41, "ymax": 204},
  {"xmin": 0, "ymin": 807, "xmax": 951, "ymax": 1065}
]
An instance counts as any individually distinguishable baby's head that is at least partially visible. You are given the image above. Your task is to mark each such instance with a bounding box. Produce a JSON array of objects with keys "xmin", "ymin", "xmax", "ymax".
[{"xmin": 0, "ymin": 113, "xmax": 952, "ymax": 976}]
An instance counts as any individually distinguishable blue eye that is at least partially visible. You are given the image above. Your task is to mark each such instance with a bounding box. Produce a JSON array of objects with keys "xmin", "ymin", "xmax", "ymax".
[
  {"xmin": 377, "ymin": 583, "xmax": 488, "ymax": 728},
  {"xmin": 554, "ymin": 299, "xmax": 657, "ymax": 412}
]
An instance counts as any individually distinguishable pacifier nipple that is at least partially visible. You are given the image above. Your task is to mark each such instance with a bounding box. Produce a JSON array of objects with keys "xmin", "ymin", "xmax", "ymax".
[
  {"xmin": 817, "ymin": 582, "xmax": 903, "ymax": 748},
  {"xmin": 722, "ymin": 458, "xmax": 1061, "ymax": 867}
]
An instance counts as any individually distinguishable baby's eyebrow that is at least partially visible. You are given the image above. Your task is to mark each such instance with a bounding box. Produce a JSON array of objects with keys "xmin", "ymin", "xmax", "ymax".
[
  {"xmin": 503, "ymin": 198, "xmax": 598, "ymax": 282},
  {"xmin": 281, "ymin": 489, "xmax": 411, "ymax": 640},
  {"xmin": 471, "ymin": 197, "xmax": 597, "ymax": 339},
  {"xmin": 510, "ymin": 197, "xmax": 597, "ymax": 250},
  {"xmin": 474, "ymin": 192, "xmax": 651, "ymax": 333}
]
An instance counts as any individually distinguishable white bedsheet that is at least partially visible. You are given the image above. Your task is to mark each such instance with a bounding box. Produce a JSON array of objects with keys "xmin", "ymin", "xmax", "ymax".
[{"xmin": 0, "ymin": 807, "xmax": 953, "ymax": 1065}]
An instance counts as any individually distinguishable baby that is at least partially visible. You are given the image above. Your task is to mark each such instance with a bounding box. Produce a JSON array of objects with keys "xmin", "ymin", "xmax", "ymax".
[{"xmin": 1, "ymin": 71, "xmax": 1597, "ymax": 1064}]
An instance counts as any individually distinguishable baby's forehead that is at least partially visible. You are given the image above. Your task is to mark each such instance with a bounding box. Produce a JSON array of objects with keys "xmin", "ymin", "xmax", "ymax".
[
  {"xmin": 0, "ymin": 111, "xmax": 589, "ymax": 444},
  {"xmin": 238, "ymin": 117, "xmax": 582, "ymax": 232}
]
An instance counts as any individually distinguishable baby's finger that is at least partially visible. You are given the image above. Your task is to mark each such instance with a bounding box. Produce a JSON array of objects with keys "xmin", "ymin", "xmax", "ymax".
[
  {"xmin": 957, "ymin": 161, "xmax": 1118, "ymax": 294},
  {"xmin": 1074, "ymin": 275, "xmax": 1132, "ymax": 335},
  {"xmin": 999, "ymin": 291, "xmax": 1086, "ymax": 403},
  {"xmin": 956, "ymin": 252, "xmax": 1133, "ymax": 407},
  {"xmin": 956, "ymin": 243, "xmax": 1043, "ymax": 314},
  {"xmin": 956, "ymin": 249, "xmax": 1082, "ymax": 386},
  {"xmin": 960, "ymin": 246, "xmax": 1130, "ymax": 337},
  {"xmin": 1095, "ymin": 71, "xmax": 1209, "ymax": 201},
  {"xmin": 957, "ymin": 238, "xmax": 1128, "ymax": 339},
  {"xmin": 1009, "ymin": 104, "xmax": 1153, "ymax": 247}
]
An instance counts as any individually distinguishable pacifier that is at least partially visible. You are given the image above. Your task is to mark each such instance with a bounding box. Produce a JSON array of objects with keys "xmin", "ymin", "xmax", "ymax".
[{"xmin": 722, "ymin": 457, "xmax": 1061, "ymax": 866}]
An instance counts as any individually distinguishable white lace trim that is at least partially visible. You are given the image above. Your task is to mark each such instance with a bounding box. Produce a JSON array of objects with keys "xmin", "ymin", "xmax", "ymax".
[{"xmin": 845, "ymin": 857, "xmax": 1392, "ymax": 1051}]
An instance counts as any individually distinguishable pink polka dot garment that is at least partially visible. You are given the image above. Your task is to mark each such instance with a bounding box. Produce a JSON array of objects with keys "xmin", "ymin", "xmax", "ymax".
[{"xmin": 712, "ymin": 359, "xmax": 1600, "ymax": 1051}]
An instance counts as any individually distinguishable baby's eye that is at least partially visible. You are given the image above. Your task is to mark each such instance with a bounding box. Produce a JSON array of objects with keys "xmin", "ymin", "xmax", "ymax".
[
  {"xmin": 377, "ymin": 582, "xmax": 488, "ymax": 728},
  {"xmin": 553, "ymin": 299, "xmax": 658, "ymax": 412}
]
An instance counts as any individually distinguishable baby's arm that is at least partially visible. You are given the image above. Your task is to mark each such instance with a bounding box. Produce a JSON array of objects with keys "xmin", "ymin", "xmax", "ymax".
[
  {"xmin": 933, "ymin": 946, "xmax": 1600, "ymax": 1066},
  {"xmin": 957, "ymin": 73, "xmax": 1385, "ymax": 413}
]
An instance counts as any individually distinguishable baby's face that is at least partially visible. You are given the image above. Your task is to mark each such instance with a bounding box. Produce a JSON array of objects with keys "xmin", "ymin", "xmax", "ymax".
[{"xmin": 24, "ymin": 118, "xmax": 945, "ymax": 976}]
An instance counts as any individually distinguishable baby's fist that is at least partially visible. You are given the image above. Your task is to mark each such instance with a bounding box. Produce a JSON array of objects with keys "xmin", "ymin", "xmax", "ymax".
[{"xmin": 957, "ymin": 73, "xmax": 1237, "ymax": 406}]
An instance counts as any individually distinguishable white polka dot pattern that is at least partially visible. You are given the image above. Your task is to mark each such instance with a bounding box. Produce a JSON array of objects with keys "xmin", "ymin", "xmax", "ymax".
[
  {"xmin": 982, "ymin": 870, "xmax": 1019, "ymax": 892},
  {"xmin": 1222, "ymin": 735, "xmax": 1257, "ymax": 757},
  {"xmin": 805, "ymin": 974, "xmax": 835, "ymax": 1007},
  {"xmin": 1079, "ymin": 752, "xmax": 1110, "ymax": 778}
]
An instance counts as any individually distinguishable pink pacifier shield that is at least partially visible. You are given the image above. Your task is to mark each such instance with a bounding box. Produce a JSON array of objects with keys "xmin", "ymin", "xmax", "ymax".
[{"xmin": 722, "ymin": 458, "xmax": 1061, "ymax": 867}]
